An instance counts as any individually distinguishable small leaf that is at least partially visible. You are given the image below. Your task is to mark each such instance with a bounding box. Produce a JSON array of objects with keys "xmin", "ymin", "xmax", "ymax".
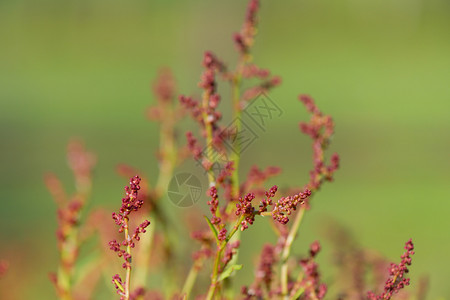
[
  {"xmin": 217, "ymin": 264, "xmax": 242, "ymax": 282},
  {"xmin": 204, "ymin": 215, "xmax": 219, "ymax": 244}
]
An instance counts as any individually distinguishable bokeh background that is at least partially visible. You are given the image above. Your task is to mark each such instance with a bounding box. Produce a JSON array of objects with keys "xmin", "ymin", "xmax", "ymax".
[{"xmin": 1, "ymin": 0, "xmax": 449, "ymax": 299}]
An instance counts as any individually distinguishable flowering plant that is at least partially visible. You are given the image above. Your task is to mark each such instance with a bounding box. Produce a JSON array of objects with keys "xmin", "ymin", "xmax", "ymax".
[{"xmin": 44, "ymin": 1, "xmax": 417, "ymax": 299}]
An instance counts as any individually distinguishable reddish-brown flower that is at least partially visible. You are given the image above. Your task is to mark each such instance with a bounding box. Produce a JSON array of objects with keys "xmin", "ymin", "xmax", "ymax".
[{"xmin": 367, "ymin": 239, "xmax": 415, "ymax": 300}]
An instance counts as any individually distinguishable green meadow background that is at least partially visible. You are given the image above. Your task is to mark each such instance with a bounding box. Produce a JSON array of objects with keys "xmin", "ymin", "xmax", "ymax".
[{"xmin": 1, "ymin": 0, "xmax": 449, "ymax": 298}]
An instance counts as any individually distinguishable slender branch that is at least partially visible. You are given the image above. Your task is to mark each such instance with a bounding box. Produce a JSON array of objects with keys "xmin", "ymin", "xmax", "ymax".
[
  {"xmin": 288, "ymin": 271, "xmax": 305, "ymax": 300},
  {"xmin": 124, "ymin": 218, "xmax": 132, "ymax": 300},
  {"xmin": 155, "ymin": 100, "xmax": 177, "ymax": 196},
  {"xmin": 205, "ymin": 215, "xmax": 245, "ymax": 300},
  {"xmin": 133, "ymin": 215, "xmax": 155, "ymax": 288},
  {"xmin": 181, "ymin": 258, "xmax": 204, "ymax": 300},
  {"xmin": 230, "ymin": 70, "xmax": 243, "ymax": 199},
  {"xmin": 229, "ymin": 55, "xmax": 249, "ymax": 201},
  {"xmin": 281, "ymin": 207, "xmax": 306, "ymax": 298}
]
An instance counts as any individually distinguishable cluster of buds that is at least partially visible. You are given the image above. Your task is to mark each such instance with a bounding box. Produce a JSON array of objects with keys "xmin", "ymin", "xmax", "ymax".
[
  {"xmin": 271, "ymin": 188, "xmax": 312, "ymax": 225},
  {"xmin": 290, "ymin": 241, "xmax": 327, "ymax": 299},
  {"xmin": 109, "ymin": 176, "xmax": 150, "ymax": 299},
  {"xmin": 199, "ymin": 51, "xmax": 224, "ymax": 132},
  {"xmin": 147, "ymin": 68, "xmax": 182, "ymax": 122},
  {"xmin": 258, "ymin": 185, "xmax": 278, "ymax": 214},
  {"xmin": 180, "ymin": 97, "xmax": 202, "ymax": 125},
  {"xmin": 112, "ymin": 176, "xmax": 145, "ymax": 226},
  {"xmin": 152, "ymin": 68, "xmax": 175, "ymax": 103},
  {"xmin": 299, "ymin": 94, "xmax": 340, "ymax": 191},
  {"xmin": 367, "ymin": 239, "xmax": 415, "ymax": 300},
  {"xmin": 241, "ymin": 243, "xmax": 276, "ymax": 298},
  {"xmin": 207, "ymin": 186, "xmax": 221, "ymax": 226},
  {"xmin": 221, "ymin": 241, "xmax": 241, "ymax": 271},
  {"xmin": 241, "ymin": 166, "xmax": 281, "ymax": 193},
  {"xmin": 216, "ymin": 161, "xmax": 235, "ymax": 203},
  {"xmin": 234, "ymin": 0, "xmax": 259, "ymax": 54},
  {"xmin": 55, "ymin": 198, "xmax": 83, "ymax": 244},
  {"xmin": 180, "ymin": 52, "xmax": 230, "ymax": 175},
  {"xmin": 110, "ymin": 176, "xmax": 150, "ymax": 266},
  {"xmin": 45, "ymin": 140, "xmax": 96, "ymax": 299},
  {"xmin": 67, "ymin": 139, "xmax": 96, "ymax": 194},
  {"xmin": 242, "ymin": 76, "xmax": 282, "ymax": 101},
  {"xmin": 235, "ymin": 192, "xmax": 256, "ymax": 231}
]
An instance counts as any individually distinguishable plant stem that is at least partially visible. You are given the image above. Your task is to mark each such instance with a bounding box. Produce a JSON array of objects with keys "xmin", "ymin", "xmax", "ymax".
[
  {"xmin": 288, "ymin": 271, "xmax": 305, "ymax": 300},
  {"xmin": 155, "ymin": 100, "xmax": 177, "ymax": 196},
  {"xmin": 205, "ymin": 215, "xmax": 245, "ymax": 300},
  {"xmin": 230, "ymin": 74, "xmax": 242, "ymax": 199},
  {"xmin": 133, "ymin": 214, "xmax": 155, "ymax": 288},
  {"xmin": 58, "ymin": 229, "xmax": 77, "ymax": 300},
  {"xmin": 124, "ymin": 218, "xmax": 132, "ymax": 300},
  {"xmin": 281, "ymin": 207, "xmax": 306, "ymax": 299},
  {"xmin": 229, "ymin": 57, "xmax": 247, "ymax": 200},
  {"xmin": 181, "ymin": 260, "xmax": 202, "ymax": 300}
]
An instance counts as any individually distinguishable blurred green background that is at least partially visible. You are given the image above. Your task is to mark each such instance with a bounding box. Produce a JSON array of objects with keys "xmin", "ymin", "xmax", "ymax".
[{"xmin": 1, "ymin": 0, "xmax": 449, "ymax": 299}]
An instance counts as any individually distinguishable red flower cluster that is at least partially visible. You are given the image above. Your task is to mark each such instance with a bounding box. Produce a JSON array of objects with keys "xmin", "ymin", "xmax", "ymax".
[
  {"xmin": 272, "ymin": 189, "xmax": 312, "ymax": 224},
  {"xmin": 147, "ymin": 68, "xmax": 182, "ymax": 122},
  {"xmin": 367, "ymin": 239, "xmax": 415, "ymax": 300},
  {"xmin": 299, "ymin": 94, "xmax": 340, "ymax": 191},
  {"xmin": 296, "ymin": 241, "xmax": 327, "ymax": 299},
  {"xmin": 235, "ymin": 192, "xmax": 256, "ymax": 231},
  {"xmin": 253, "ymin": 244, "xmax": 277, "ymax": 292},
  {"xmin": 152, "ymin": 68, "xmax": 175, "ymax": 103},
  {"xmin": 241, "ymin": 166, "xmax": 281, "ymax": 193},
  {"xmin": 112, "ymin": 176, "xmax": 145, "ymax": 230},
  {"xmin": 221, "ymin": 241, "xmax": 241, "ymax": 270},
  {"xmin": 234, "ymin": 0, "xmax": 259, "ymax": 54},
  {"xmin": 207, "ymin": 186, "xmax": 221, "ymax": 225},
  {"xmin": 258, "ymin": 185, "xmax": 278, "ymax": 214},
  {"xmin": 109, "ymin": 176, "xmax": 150, "ymax": 299}
]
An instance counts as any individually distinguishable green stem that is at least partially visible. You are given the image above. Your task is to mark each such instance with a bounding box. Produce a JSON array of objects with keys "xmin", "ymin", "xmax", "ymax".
[
  {"xmin": 181, "ymin": 258, "xmax": 204, "ymax": 300},
  {"xmin": 288, "ymin": 271, "xmax": 305, "ymax": 300},
  {"xmin": 133, "ymin": 214, "xmax": 155, "ymax": 288},
  {"xmin": 230, "ymin": 74, "xmax": 242, "ymax": 199},
  {"xmin": 205, "ymin": 215, "xmax": 245, "ymax": 300},
  {"xmin": 58, "ymin": 231, "xmax": 76, "ymax": 300},
  {"xmin": 155, "ymin": 101, "xmax": 177, "ymax": 196},
  {"xmin": 124, "ymin": 218, "xmax": 132, "ymax": 300},
  {"xmin": 281, "ymin": 207, "xmax": 306, "ymax": 299}
]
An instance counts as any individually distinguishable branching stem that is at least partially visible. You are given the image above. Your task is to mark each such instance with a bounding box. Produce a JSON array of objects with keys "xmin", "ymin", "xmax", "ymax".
[
  {"xmin": 281, "ymin": 207, "xmax": 306, "ymax": 299},
  {"xmin": 124, "ymin": 218, "xmax": 132, "ymax": 300}
]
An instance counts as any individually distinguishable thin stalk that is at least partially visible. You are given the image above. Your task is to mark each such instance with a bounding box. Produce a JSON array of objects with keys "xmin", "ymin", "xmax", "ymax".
[
  {"xmin": 56, "ymin": 185, "xmax": 91, "ymax": 300},
  {"xmin": 288, "ymin": 271, "xmax": 305, "ymax": 300},
  {"xmin": 124, "ymin": 218, "xmax": 132, "ymax": 300},
  {"xmin": 181, "ymin": 258, "xmax": 204, "ymax": 300},
  {"xmin": 230, "ymin": 74, "xmax": 242, "ymax": 199},
  {"xmin": 281, "ymin": 207, "xmax": 306, "ymax": 299},
  {"xmin": 133, "ymin": 215, "xmax": 155, "ymax": 288},
  {"xmin": 58, "ymin": 228, "xmax": 77, "ymax": 300},
  {"xmin": 220, "ymin": 58, "xmax": 248, "ymax": 298},
  {"xmin": 207, "ymin": 247, "xmax": 224, "ymax": 300},
  {"xmin": 205, "ymin": 215, "xmax": 245, "ymax": 300},
  {"xmin": 229, "ymin": 57, "xmax": 247, "ymax": 200},
  {"xmin": 155, "ymin": 101, "xmax": 177, "ymax": 196}
]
